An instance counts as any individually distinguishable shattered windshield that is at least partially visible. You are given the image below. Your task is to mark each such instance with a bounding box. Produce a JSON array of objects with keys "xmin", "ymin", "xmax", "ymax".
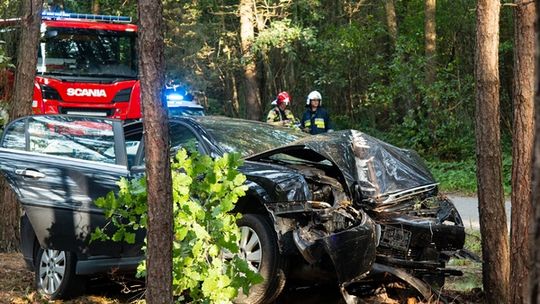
[
  {"xmin": 197, "ymin": 117, "xmax": 307, "ymax": 157},
  {"xmin": 37, "ymin": 27, "xmax": 137, "ymax": 78}
]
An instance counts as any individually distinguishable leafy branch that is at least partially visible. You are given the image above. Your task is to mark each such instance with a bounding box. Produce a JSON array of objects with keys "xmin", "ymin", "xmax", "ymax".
[{"xmin": 92, "ymin": 149, "xmax": 262, "ymax": 303}]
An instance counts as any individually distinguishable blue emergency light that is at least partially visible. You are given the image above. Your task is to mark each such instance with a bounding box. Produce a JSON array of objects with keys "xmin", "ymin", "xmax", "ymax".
[
  {"xmin": 166, "ymin": 93, "xmax": 184, "ymax": 102},
  {"xmin": 42, "ymin": 12, "xmax": 132, "ymax": 23}
]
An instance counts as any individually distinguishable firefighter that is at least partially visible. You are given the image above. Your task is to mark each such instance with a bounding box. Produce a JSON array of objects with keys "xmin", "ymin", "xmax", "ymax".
[
  {"xmin": 266, "ymin": 91, "xmax": 298, "ymax": 127},
  {"xmin": 300, "ymin": 90, "xmax": 333, "ymax": 134}
]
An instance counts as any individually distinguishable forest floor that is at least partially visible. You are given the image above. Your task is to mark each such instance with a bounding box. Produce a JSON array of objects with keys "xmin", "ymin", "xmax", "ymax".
[{"xmin": 0, "ymin": 252, "xmax": 483, "ymax": 304}]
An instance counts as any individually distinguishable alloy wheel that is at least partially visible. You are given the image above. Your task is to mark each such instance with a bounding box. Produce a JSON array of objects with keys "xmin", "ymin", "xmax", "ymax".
[
  {"xmin": 239, "ymin": 226, "xmax": 262, "ymax": 271},
  {"xmin": 38, "ymin": 249, "xmax": 66, "ymax": 295}
]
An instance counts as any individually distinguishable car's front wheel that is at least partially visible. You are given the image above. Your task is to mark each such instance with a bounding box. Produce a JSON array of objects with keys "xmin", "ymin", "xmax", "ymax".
[
  {"xmin": 35, "ymin": 248, "xmax": 84, "ymax": 299},
  {"xmin": 234, "ymin": 214, "xmax": 287, "ymax": 304}
]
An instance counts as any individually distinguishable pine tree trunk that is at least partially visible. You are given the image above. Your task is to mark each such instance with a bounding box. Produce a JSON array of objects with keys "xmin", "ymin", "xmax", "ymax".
[
  {"xmin": 425, "ymin": 0, "xmax": 436, "ymax": 85},
  {"xmin": 385, "ymin": 0, "xmax": 398, "ymax": 47},
  {"xmin": 239, "ymin": 0, "xmax": 262, "ymax": 120},
  {"xmin": 0, "ymin": 0, "xmax": 42, "ymax": 253},
  {"xmin": 231, "ymin": 74, "xmax": 240, "ymax": 117},
  {"xmin": 474, "ymin": 1, "xmax": 510, "ymax": 303},
  {"xmin": 92, "ymin": 0, "xmax": 100, "ymax": 14},
  {"xmin": 137, "ymin": 0, "xmax": 173, "ymax": 302},
  {"xmin": 529, "ymin": 1, "xmax": 540, "ymax": 302},
  {"xmin": 510, "ymin": 1, "xmax": 535, "ymax": 303}
]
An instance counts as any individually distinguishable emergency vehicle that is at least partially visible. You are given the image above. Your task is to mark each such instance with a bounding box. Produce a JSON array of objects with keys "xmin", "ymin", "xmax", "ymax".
[{"xmin": 1, "ymin": 12, "xmax": 141, "ymax": 120}]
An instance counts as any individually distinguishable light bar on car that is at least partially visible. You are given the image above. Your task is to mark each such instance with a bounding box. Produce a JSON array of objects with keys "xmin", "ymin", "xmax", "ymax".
[
  {"xmin": 166, "ymin": 93, "xmax": 184, "ymax": 102},
  {"xmin": 42, "ymin": 12, "xmax": 132, "ymax": 23}
]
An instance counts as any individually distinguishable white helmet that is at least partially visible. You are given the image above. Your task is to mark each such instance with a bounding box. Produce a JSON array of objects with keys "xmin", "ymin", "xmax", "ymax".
[{"xmin": 306, "ymin": 90, "xmax": 322, "ymax": 105}]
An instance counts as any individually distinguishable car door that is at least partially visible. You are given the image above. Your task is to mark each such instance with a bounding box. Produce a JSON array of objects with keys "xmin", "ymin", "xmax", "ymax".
[{"xmin": 0, "ymin": 115, "xmax": 129, "ymax": 257}]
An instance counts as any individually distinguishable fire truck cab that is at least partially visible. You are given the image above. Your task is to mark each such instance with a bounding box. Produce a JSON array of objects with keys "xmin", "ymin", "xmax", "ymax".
[
  {"xmin": 1, "ymin": 12, "xmax": 141, "ymax": 120},
  {"xmin": 34, "ymin": 12, "xmax": 140, "ymax": 119}
]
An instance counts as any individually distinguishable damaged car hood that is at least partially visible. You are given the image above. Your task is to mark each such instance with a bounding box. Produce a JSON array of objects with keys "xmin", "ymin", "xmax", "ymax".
[{"xmin": 247, "ymin": 130, "xmax": 436, "ymax": 205}]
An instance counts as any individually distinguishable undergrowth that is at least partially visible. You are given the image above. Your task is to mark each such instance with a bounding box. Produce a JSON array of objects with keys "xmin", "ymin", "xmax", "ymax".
[{"xmin": 426, "ymin": 154, "xmax": 511, "ymax": 196}]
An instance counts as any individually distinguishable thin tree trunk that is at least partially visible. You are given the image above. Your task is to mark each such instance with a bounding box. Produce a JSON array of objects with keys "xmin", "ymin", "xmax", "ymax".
[
  {"xmin": 92, "ymin": 0, "xmax": 99, "ymax": 14},
  {"xmin": 137, "ymin": 0, "xmax": 173, "ymax": 303},
  {"xmin": 231, "ymin": 74, "xmax": 240, "ymax": 117},
  {"xmin": 239, "ymin": 0, "xmax": 262, "ymax": 120},
  {"xmin": 0, "ymin": 0, "xmax": 42, "ymax": 253},
  {"xmin": 385, "ymin": 0, "xmax": 398, "ymax": 47},
  {"xmin": 425, "ymin": 0, "xmax": 436, "ymax": 85},
  {"xmin": 474, "ymin": 1, "xmax": 510, "ymax": 304},
  {"xmin": 510, "ymin": 1, "xmax": 535, "ymax": 303}
]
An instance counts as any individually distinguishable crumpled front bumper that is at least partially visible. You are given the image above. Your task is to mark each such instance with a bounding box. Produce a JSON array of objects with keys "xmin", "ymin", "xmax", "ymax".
[{"xmin": 291, "ymin": 208, "xmax": 379, "ymax": 283}]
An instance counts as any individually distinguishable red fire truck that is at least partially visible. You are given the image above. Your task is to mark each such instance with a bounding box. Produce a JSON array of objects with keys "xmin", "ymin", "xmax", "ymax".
[{"xmin": 1, "ymin": 12, "xmax": 141, "ymax": 120}]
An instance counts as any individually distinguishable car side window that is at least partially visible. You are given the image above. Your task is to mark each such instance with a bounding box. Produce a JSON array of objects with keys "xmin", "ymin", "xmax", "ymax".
[
  {"xmin": 1, "ymin": 119, "xmax": 26, "ymax": 150},
  {"xmin": 170, "ymin": 123, "xmax": 200, "ymax": 156},
  {"xmin": 125, "ymin": 134, "xmax": 142, "ymax": 167},
  {"xmin": 26, "ymin": 116, "xmax": 117, "ymax": 164}
]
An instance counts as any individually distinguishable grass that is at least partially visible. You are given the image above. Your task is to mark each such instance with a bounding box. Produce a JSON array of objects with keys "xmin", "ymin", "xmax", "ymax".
[{"xmin": 446, "ymin": 229, "xmax": 482, "ymax": 297}]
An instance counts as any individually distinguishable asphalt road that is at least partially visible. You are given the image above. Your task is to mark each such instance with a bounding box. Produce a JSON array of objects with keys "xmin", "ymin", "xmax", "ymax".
[{"xmin": 448, "ymin": 194, "xmax": 511, "ymax": 230}]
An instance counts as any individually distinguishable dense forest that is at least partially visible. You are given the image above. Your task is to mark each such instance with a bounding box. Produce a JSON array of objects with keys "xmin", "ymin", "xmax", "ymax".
[{"xmin": 0, "ymin": 0, "xmax": 516, "ymax": 161}]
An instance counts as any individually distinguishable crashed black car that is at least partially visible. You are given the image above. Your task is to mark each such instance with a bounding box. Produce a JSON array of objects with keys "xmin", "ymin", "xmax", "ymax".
[{"xmin": 0, "ymin": 115, "xmax": 466, "ymax": 302}]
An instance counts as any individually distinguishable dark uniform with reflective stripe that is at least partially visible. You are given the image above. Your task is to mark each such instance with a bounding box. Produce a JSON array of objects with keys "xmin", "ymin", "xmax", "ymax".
[
  {"xmin": 300, "ymin": 107, "xmax": 331, "ymax": 135},
  {"xmin": 266, "ymin": 107, "xmax": 297, "ymax": 127}
]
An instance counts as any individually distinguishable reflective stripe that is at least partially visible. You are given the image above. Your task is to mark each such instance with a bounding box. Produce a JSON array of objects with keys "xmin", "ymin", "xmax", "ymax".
[
  {"xmin": 315, "ymin": 118, "xmax": 325, "ymax": 129},
  {"xmin": 286, "ymin": 112, "xmax": 295, "ymax": 121},
  {"xmin": 305, "ymin": 120, "xmax": 311, "ymax": 127},
  {"xmin": 267, "ymin": 109, "xmax": 280, "ymax": 123}
]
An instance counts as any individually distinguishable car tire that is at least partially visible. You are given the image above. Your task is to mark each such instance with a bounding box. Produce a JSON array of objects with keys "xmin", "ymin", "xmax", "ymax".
[
  {"xmin": 35, "ymin": 248, "xmax": 85, "ymax": 299},
  {"xmin": 235, "ymin": 214, "xmax": 287, "ymax": 304}
]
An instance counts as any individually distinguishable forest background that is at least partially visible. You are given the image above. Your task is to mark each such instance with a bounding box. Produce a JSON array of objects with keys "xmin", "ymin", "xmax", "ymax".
[{"xmin": 0, "ymin": 0, "xmax": 509, "ymax": 194}]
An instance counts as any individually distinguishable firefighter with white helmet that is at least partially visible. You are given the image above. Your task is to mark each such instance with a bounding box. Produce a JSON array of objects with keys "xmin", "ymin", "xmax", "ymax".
[
  {"xmin": 266, "ymin": 91, "xmax": 298, "ymax": 127},
  {"xmin": 300, "ymin": 90, "xmax": 333, "ymax": 134}
]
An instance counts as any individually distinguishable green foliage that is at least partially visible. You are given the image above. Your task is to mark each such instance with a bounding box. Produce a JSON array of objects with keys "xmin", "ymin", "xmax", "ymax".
[
  {"xmin": 0, "ymin": 43, "xmax": 12, "ymax": 68},
  {"xmin": 57, "ymin": 0, "xmax": 137, "ymax": 18},
  {"xmin": 464, "ymin": 229, "xmax": 482, "ymax": 258},
  {"xmin": 363, "ymin": 33, "xmax": 476, "ymax": 159},
  {"xmin": 427, "ymin": 159, "xmax": 477, "ymax": 195},
  {"xmin": 92, "ymin": 149, "xmax": 262, "ymax": 303},
  {"xmin": 254, "ymin": 19, "xmax": 316, "ymax": 54},
  {"xmin": 426, "ymin": 152, "xmax": 511, "ymax": 196}
]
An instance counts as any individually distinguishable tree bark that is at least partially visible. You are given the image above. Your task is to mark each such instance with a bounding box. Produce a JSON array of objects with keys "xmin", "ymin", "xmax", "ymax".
[
  {"xmin": 474, "ymin": 1, "xmax": 510, "ymax": 304},
  {"xmin": 137, "ymin": 0, "xmax": 173, "ymax": 303},
  {"xmin": 11, "ymin": 0, "xmax": 41, "ymax": 120},
  {"xmin": 510, "ymin": 1, "xmax": 535, "ymax": 303},
  {"xmin": 530, "ymin": 1, "xmax": 540, "ymax": 302},
  {"xmin": 230, "ymin": 73, "xmax": 240, "ymax": 117},
  {"xmin": 92, "ymin": 0, "xmax": 100, "ymax": 14},
  {"xmin": 0, "ymin": 0, "xmax": 42, "ymax": 253},
  {"xmin": 385, "ymin": 0, "xmax": 398, "ymax": 47},
  {"xmin": 239, "ymin": 0, "xmax": 262, "ymax": 120},
  {"xmin": 425, "ymin": 0, "xmax": 436, "ymax": 85}
]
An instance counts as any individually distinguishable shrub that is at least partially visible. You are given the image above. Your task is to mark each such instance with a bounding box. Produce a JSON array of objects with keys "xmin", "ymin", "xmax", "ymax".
[{"xmin": 92, "ymin": 149, "xmax": 262, "ymax": 303}]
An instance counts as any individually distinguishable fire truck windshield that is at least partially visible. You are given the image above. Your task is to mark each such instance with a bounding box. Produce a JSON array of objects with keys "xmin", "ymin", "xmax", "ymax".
[{"xmin": 37, "ymin": 27, "xmax": 137, "ymax": 79}]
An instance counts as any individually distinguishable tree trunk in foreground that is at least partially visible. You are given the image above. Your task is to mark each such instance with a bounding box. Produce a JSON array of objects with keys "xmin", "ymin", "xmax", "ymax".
[
  {"xmin": 0, "ymin": 0, "xmax": 42, "ymax": 252},
  {"xmin": 530, "ymin": 1, "xmax": 540, "ymax": 302},
  {"xmin": 474, "ymin": 1, "xmax": 510, "ymax": 303},
  {"xmin": 510, "ymin": 1, "xmax": 535, "ymax": 303},
  {"xmin": 138, "ymin": 0, "xmax": 173, "ymax": 303}
]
